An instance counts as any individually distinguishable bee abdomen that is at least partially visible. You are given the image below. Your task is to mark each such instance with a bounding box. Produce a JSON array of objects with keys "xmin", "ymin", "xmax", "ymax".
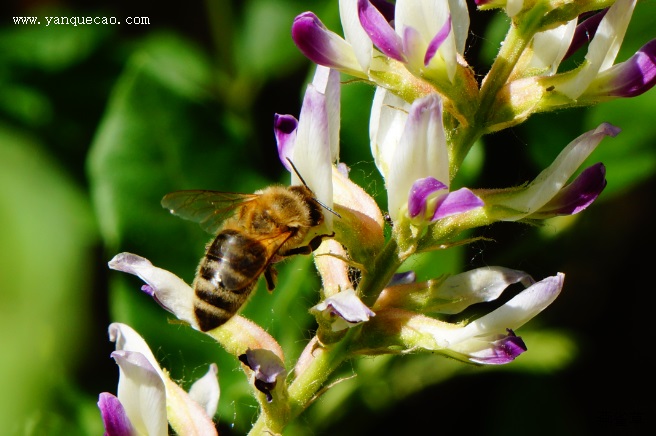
[
  {"xmin": 193, "ymin": 277, "xmax": 254, "ymax": 331},
  {"xmin": 192, "ymin": 230, "xmax": 268, "ymax": 331}
]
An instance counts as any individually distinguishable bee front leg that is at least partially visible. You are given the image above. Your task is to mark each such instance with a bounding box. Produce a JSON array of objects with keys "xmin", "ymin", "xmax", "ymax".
[
  {"xmin": 264, "ymin": 266, "xmax": 278, "ymax": 291},
  {"xmin": 281, "ymin": 232, "xmax": 335, "ymax": 257},
  {"xmin": 306, "ymin": 232, "xmax": 335, "ymax": 253}
]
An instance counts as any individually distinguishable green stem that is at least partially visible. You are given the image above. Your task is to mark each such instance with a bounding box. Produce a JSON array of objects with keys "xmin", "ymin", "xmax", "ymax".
[
  {"xmin": 248, "ymin": 237, "xmax": 405, "ymax": 433},
  {"xmin": 452, "ymin": 9, "xmax": 545, "ymax": 170},
  {"xmin": 479, "ymin": 6, "xmax": 548, "ymax": 118},
  {"xmin": 248, "ymin": 416, "xmax": 269, "ymax": 435},
  {"xmin": 287, "ymin": 332, "xmax": 353, "ymax": 415},
  {"xmin": 358, "ymin": 237, "xmax": 404, "ymax": 307},
  {"xmin": 249, "ymin": 330, "xmax": 354, "ymax": 434}
]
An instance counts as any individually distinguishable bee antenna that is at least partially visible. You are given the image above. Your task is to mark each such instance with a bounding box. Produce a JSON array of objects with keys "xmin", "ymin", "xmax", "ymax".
[
  {"xmin": 315, "ymin": 198, "xmax": 342, "ymax": 219},
  {"xmin": 286, "ymin": 157, "xmax": 341, "ymax": 219},
  {"xmin": 286, "ymin": 158, "xmax": 309, "ymax": 187}
]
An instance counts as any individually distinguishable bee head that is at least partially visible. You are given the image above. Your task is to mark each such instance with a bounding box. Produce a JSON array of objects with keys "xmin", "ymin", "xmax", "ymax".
[{"xmin": 286, "ymin": 158, "xmax": 341, "ymax": 220}]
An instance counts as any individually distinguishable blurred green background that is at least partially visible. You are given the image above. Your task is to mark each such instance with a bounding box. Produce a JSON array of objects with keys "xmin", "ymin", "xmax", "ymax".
[{"xmin": 1, "ymin": 1, "xmax": 654, "ymax": 434}]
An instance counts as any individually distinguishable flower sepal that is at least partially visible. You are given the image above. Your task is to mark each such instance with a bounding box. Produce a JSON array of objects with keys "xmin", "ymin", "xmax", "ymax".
[
  {"xmin": 474, "ymin": 0, "xmax": 521, "ymax": 15},
  {"xmin": 354, "ymin": 308, "xmax": 449, "ymax": 354},
  {"xmin": 366, "ymin": 56, "xmax": 437, "ymax": 103},
  {"xmin": 331, "ymin": 165, "xmax": 385, "ymax": 266},
  {"xmin": 484, "ymin": 76, "xmax": 550, "ymax": 132},
  {"xmin": 417, "ymin": 207, "xmax": 490, "ymax": 254}
]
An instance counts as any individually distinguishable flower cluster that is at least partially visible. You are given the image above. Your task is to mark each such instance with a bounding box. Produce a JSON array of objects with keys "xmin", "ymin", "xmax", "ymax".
[{"xmin": 99, "ymin": 0, "xmax": 654, "ymax": 434}]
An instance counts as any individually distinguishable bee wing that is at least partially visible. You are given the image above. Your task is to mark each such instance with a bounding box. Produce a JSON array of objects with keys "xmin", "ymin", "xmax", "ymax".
[
  {"xmin": 243, "ymin": 229, "xmax": 297, "ymax": 290},
  {"xmin": 161, "ymin": 190, "xmax": 259, "ymax": 234}
]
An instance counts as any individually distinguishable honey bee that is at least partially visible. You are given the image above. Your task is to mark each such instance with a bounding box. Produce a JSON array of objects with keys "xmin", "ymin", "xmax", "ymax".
[{"xmin": 161, "ymin": 166, "xmax": 335, "ymax": 331}]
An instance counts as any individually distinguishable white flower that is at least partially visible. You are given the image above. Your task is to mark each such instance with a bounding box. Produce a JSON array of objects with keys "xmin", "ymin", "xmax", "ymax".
[
  {"xmin": 274, "ymin": 65, "xmax": 340, "ymax": 228},
  {"xmin": 98, "ymin": 323, "xmax": 219, "ymax": 436},
  {"xmin": 370, "ymin": 90, "xmax": 482, "ymax": 222},
  {"xmin": 481, "ymin": 123, "xmax": 620, "ymax": 220}
]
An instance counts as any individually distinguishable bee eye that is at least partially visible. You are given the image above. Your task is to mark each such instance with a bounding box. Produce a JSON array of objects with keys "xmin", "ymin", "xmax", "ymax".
[{"xmin": 307, "ymin": 200, "xmax": 325, "ymax": 226}]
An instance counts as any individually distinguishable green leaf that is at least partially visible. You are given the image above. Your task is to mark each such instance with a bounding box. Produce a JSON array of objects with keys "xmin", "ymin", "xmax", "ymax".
[
  {"xmin": 134, "ymin": 32, "xmax": 215, "ymax": 102},
  {"xmin": 87, "ymin": 32, "xmax": 266, "ymax": 253},
  {"xmin": 236, "ymin": 0, "xmax": 318, "ymax": 79},
  {"xmin": 0, "ymin": 83, "xmax": 52, "ymax": 127},
  {"xmin": 0, "ymin": 124, "xmax": 96, "ymax": 431}
]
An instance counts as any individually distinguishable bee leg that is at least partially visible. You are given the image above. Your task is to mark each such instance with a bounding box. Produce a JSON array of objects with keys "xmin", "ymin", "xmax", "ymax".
[
  {"xmin": 307, "ymin": 232, "xmax": 335, "ymax": 252},
  {"xmin": 282, "ymin": 232, "xmax": 335, "ymax": 256},
  {"xmin": 264, "ymin": 266, "xmax": 278, "ymax": 291}
]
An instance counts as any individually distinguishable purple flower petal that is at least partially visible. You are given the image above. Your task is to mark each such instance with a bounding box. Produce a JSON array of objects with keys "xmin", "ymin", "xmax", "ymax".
[
  {"xmin": 424, "ymin": 14, "xmax": 452, "ymax": 66},
  {"xmin": 358, "ymin": 0, "xmax": 406, "ymax": 62},
  {"xmin": 292, "ymin": 12, "xmax": 330, "ymax": 63},
  {"xmin": 408, "ymin": 177, "xmax": 447, "ymax": 218},
  {"xmin": 386, "ymin": 270, "xmax": 417, "ymax": 287},
  {"xmin": 370, "ymin": 0, "xmax": 395, "ymax": 22},
  {"xmin": 468, "ymin": 329, "xmax": 528, "ymax": 365},
  {"xmin": 140, "ymin": 284, "xmax": 174, "ymax": 314},
  {"xmin": 370, "ymin": 272, "xmax": 561, "ymax": 364},
  {"xmin": 292, "ymin": 12, "xmax": 360, "ymax": 71},
  {"xmin": 140, "ymin": 284, "xmax": 154, "ymax": 298},
  {"xmin": 239, "ymin": 349, "xmax": 285, "ymax": 384},
  {"xmin": 536, "ymin": 163, "xmax": 607, "ymax": 216},
  {"xmin": 431, "ymin": 187, "xmax": 484, "ymax": 221},
  {"xmin": 401, "ymin": 25, "xmax": 423, "ymax": 65},
  {"xmin": 238, "ymin": 349, "xmax": 285, "ymax": 403},
  {"xmin": 274, "ymin": 114, "xmax": 298, "ymax": 172},
  {"xmin": 564, "ymin": 9, "xmax": 608, "ymax": 61},
  {"xmin": 557, "ymin": 0, "xmax": 637, "ymax": 99},
  {"xmin": 98, "ymin": 393, "xmax": 135, "ymax": 436},
  {"xmin": 601, "ymin": 39, "xmax": 656, "ymax": 97}
]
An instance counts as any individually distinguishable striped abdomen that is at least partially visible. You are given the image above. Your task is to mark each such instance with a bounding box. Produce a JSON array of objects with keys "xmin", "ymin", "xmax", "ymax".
[{"xmin": 193, "ymin": 229, "xmax": 268, "ymax": 331}]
